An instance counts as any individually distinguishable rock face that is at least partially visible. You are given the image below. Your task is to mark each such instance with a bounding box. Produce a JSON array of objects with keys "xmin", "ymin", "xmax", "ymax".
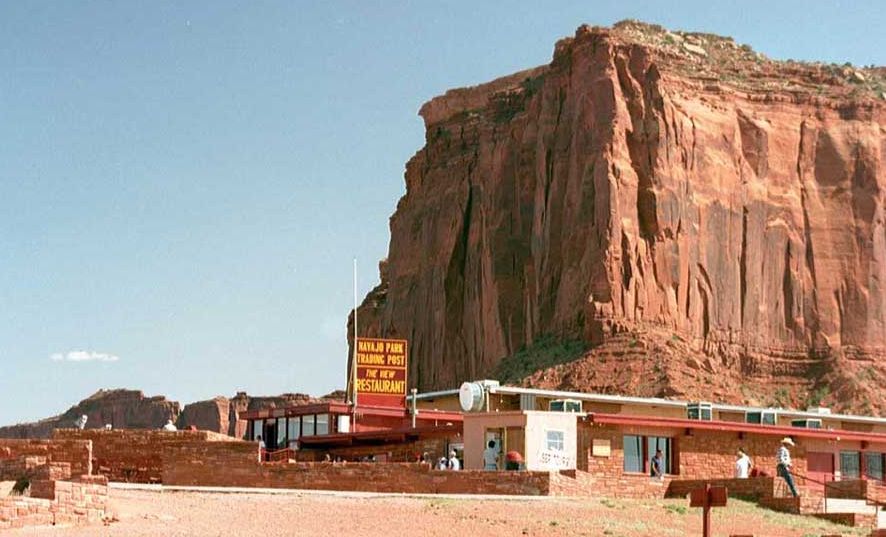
[
  {"xmin": 0, "ymin": 390, "xmax": 180, "ymax": 439},
  {"xmin": 1, "ymin": 390, "xmax": 346, "ymax": 439},
  {"xmin": 352, "ymin": 21, "xmax": 886, "ymax": 414}
]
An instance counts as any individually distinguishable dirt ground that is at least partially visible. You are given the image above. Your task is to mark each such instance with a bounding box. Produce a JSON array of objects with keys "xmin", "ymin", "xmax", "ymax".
[{"xmin": 6, "ymin": 488, "xmax": 871, "ymax": 537}]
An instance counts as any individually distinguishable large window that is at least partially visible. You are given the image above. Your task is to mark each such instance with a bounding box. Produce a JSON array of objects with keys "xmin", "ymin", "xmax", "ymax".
[
  {"xmin": 287, "ymin": 417, "xmax": 301, "ymax": 448},
  {"xmin": 623, "ymin": 435, "xmax": 673, "ymax": 474},
  {"xmin": 841, "ymin": 451, "xmax": 861, "ymax": 479},
  {"xmin": 546, "ymin": 430, "xmax": 565, "ymax": 451},
  {"xmin": 647, "ymin": 437, "xmax": 673, "ymax": 474},
  {"xmin": 864, "ymin": 452, "xmax": 884, "ymax": 481},
  {"xmin": 302, "ymin": 415, "xmax": 315, "ymax": 437},
  {"xmin": 624, "ymin": 435, "xmax": 644, "ymax": 473},
  {"xmin": 315, "ymin": 414, "xmax": 329, "ymax": 435},
  {"xmin": 252, "ymin": 419, "xmax": 263, "ymax": 441},
  {"xmin": 276, "ymin": 418, "xmax": 287, "ymax": 447}
]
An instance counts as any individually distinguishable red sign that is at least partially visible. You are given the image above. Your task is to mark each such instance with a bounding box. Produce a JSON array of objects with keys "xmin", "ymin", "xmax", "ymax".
[{"xmin": 355, "ymin": 338, "xmax": 408, "ymax": 408}]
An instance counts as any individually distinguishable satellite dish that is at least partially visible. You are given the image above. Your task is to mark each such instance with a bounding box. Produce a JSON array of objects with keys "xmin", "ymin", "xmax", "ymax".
[{"xmin": 459, "ymin": 382, "xmax": 485, "ymax": 412}]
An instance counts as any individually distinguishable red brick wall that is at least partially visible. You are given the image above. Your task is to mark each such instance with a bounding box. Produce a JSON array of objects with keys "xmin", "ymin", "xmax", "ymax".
[
  {"xmin": 53, "ymin": 428, "xmax": 235, "ymax": 483},
  {"xmin": 161, "ymin": 440, "xmax": 552, "ymax": 495},
  {"xmin": 665, "ymin": 477, "xmax": 775, "ymax": 499},
  {"xmin": 301, "ymin": 435, "xmax": 453, "ymax": 463},
  {"xmin": 0, "ymin": 439, "xmax": 92, "ymax": 477},
  {"xmin": 580, "ymin": 423, "xmax": 809, "ymax": 499},
  {"xmin": 824, "ymin": 478, "xmax": 867, "ymax": 499}
]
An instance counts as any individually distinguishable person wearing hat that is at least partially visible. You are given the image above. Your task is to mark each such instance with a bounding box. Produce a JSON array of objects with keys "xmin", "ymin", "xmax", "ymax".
[
  {"xmin": 776, "ymin": 437, "xmax": 799, "ymax": 497},
  {"xmin": 448, "ymin": 450, "xmax": 461, "ymax": 471}
]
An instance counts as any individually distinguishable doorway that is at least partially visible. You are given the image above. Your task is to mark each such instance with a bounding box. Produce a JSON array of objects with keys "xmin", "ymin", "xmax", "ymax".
[{"xmin": 806, "ymin": 452, "xmax": 835, "ymax": 492}]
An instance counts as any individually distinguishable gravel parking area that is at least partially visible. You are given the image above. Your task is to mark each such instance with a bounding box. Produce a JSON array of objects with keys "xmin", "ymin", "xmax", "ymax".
[{"xmin": 4, "ymin": 487, "xmax": 870, "ymax": 537}]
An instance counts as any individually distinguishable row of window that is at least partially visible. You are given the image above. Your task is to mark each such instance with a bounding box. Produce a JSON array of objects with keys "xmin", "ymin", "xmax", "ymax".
[
  {"xmin": 840, "ymin": 451, "xmax": 885, "ymax": 480},
  {"xmin": 687, "ymin": 404, "xmax": 824, "ymax": 429},
  {"xmin": 620, "ymin": 435, "xmax": 886, "ymax": 481},
  {"xmin": 251, "ymin": 414, "xmax": 331, "ymax": 448}
]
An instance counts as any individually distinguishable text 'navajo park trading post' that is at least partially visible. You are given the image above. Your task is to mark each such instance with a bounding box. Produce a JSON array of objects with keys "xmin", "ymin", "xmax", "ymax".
[{"xmin": 354, "ymin": 338, "xmax": 408, "ymax": 408}]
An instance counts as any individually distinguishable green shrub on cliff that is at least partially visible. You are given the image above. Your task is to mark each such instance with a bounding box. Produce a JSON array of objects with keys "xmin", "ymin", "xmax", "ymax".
[{"xmin": 494, "ymin": 334, "xmax": 588, "ymax": 383}]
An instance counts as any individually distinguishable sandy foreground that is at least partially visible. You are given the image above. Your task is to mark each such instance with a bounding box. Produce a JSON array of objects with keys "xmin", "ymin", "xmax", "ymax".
[{"xmin": 4, "ymin": 487, "xmax": 869, "ymax": 537}]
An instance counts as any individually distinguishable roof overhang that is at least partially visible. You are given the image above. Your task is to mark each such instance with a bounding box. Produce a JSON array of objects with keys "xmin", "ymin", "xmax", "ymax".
[{"xmin": 587, "ymin": 412, "xmax": 886, "ymax": 443}]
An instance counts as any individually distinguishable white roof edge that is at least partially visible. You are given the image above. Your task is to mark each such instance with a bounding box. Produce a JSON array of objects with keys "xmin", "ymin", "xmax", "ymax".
[
  {"xmin": 486, "ymin": 384, "xmax": 886, "ymax": 425},
  {"xmin": 487, "ymin": 385, "xmax": 686, "ymax": 408}
]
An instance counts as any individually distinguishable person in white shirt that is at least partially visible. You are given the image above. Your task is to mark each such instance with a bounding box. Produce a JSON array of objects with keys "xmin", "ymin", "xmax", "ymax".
[
  {"xmin": 448, "ymin": 450, "xmax": 461, "ymax": 471},
  {"xmin": 75, "ymin": 415, "xmax": 88, "ymax": 430},
  {"xmin": 734, "ymin": 448, "xmax": 752, "ymax": 478},
  {"xmin": 776, "ymin": 437, "xmax": 799, "ymax": 497},
  {"xmin": 162, "ymin": 419, "xmax": 177, "ymax": 431},
  {"xmin": 483, "ymin": 440, "xmax": 499, "ymax": 470},
  {"xmin": 437, "ymin": 457, "xmax": 448, "ymax": 470}
]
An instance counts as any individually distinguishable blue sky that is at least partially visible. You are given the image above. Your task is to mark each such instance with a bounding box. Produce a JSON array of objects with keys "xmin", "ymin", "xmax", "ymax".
[{"xmin": 1, "ymin": 1, "xmax": 884, "ymax": 425}]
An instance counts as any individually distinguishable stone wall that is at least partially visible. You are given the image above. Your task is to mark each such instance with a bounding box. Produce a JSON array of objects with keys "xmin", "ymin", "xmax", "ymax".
[
  {"xmin": 0, "ymin": 439, "xmax": 92, "ymax": 477},
  {"xmin": 300, "ymin": 436, "xmax": 453, "ymax": 463},
  {"xmin": 161, "ymin": 440, "xmax": 553, "ymax": 495},
  {"xmin": 665, "ymin": 477, "xmax": 775, "ymax": 499},
  {"xmin": 53, "ymin": 428, "xmax": 234, "ymax": 483},
  {"xmin": 579, "ymin": 423, "xmax": 810, "ymax": 499},
  {"xmin": 0, "ymin": 456, "xmax": 108, "ymax": 530}
]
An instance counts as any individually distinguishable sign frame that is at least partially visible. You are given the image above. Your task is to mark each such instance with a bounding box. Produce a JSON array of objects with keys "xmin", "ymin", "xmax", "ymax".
[{"xmin": 354, "ymin": 337, "xmax": 408, "ymax": 408}]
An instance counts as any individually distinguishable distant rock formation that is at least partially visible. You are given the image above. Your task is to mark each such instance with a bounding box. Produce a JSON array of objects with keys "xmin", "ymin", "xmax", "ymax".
[
  {"xmin": 0, "ymin": 389, "xmax": 345, "ymax": 439},
  {"xmin": 0, "ymin": 389, "xmax": 179, "ymax": 439},
  {"xmin": 350, "ymin": 21, "xmax": 886, "ymax": 414},
  {"xmin": 178, "ymin": 391, "xmax": 345, "ymax": 438}
]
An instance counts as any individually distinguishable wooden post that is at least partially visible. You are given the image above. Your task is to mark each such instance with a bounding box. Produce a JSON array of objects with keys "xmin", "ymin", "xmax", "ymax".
[{"xmin": 702, "ymin": 483, "xmax": 711, "ymax": 537}]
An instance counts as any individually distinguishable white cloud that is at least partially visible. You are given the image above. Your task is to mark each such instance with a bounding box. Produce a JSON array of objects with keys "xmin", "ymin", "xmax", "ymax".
[{"xmin": 50, "ymin": 351, "xmax": 120, "ymax": 363}]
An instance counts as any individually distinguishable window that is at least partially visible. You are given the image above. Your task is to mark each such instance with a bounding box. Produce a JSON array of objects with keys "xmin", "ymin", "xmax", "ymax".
[
  {"xmin": 287, "ymin": 417, "xmax": 301, "ymax": 447},
  {"xmin": 315, "ymin": 414, "xmax": 329, "ymax": 435},
  {"xmin": 624, "ymin": 435, "xmax": 644, "ymax": 473},
  {"xmin": 276, "ymin": 418, "xmax": 287, "ymax": 447},
  {"xmin": 790, "ymin": 419, "xmax": 822, "ymax": 429},
  {"xmin": 687, "ymin": 403, "xmax": 712, "ymax": 421},
  {"xmin": 545, "ymin": 430, "xmax": 565, "ymax": 451},
  {"xmin": 623, "ymin": 435, "xmax": 674, "ymax": 474},
  {"xmin": 252, "ymin": 419, "xmax": 263, "ymax": 441},
  {"xmin": 647, "ymin": 437, "xmax": 672, "ymax": 475},
  {"xmin": 841, "ymin": 451, "xmax": 861, "ymax": 479},
  {"xmin": 864, "ymin": 452, "xmax": 884, "ymax": 481},
  {"xmin": 746, "ymin": 411, "xmax": 777, "ymax": 425},
  {"xmin": 302, "ymin": 415, "xmax": 315, "ymax": 437}
]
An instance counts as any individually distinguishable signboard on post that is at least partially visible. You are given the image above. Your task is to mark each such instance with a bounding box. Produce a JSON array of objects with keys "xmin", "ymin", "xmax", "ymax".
[
  {"xmin": 355, "ymin": 337, "xmax": 408, "ymax": 408},
  {"xmin": 689, "ymin": 484, "xmax": 728, "ymax": 537}
]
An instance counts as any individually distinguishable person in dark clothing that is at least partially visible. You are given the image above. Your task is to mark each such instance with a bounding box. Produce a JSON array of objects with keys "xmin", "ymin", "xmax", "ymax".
[{"xmin": 651, "ymin": 449, "xmax": 665, "ymax": 480}]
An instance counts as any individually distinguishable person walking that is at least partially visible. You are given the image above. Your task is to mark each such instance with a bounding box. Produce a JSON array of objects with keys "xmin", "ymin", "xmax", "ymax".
[
  {"xmin": 735, "ymin": 448, "xmax": 752, "ymax": 479},
  {"xmin": 776, "ymin": 437, "xmax": 799, "ymax": 497}
]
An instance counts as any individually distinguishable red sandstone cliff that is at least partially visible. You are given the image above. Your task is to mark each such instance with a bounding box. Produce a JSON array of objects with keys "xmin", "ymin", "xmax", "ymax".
[
  {"xmin": 0, "ymin": 390, "xmax": 179, "ymax": 439},
  {"xmin": 351, "ymin": 21, "xmax": 886, "ymax": 414}
]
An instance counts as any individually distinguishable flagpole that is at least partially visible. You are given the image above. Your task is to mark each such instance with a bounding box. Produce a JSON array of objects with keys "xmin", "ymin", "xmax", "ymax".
[{"xmin": 352, "ymin": 257, "xmax": 358, "ymax": 418}]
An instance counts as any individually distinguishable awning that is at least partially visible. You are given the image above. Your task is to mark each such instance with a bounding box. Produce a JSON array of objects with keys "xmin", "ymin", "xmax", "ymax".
[{"xmin": 587, "ymin": 412, "xmax": 886, "ymax": 443}]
